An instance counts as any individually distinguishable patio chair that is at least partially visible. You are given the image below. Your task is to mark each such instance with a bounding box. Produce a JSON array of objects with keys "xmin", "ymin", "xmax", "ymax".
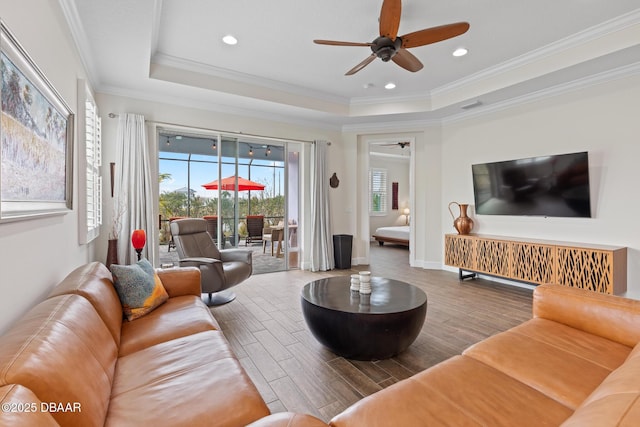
[
  {"xmin": 262, "ymin": 220, "xmax": 284, "ymax": 256},
  {"xmin": 245, "ymin": 215, "xmax": 264, "ymax": 246},
  {"xmin": 170, "ymin": 218, "xmax": 252, "ymax": 306},
  {"xmin": 167, "ymin": 216, "xmax": 185, "ymax": 252},
  {"xmin": 203, "ymin": 215, "xmax": 220, "ymax": 243}
]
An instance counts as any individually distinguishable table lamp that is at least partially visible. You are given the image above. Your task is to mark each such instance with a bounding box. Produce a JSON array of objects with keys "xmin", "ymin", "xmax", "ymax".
[
  {"xmin": 403, "ymin": 208, "xmax": 410, "ymax": 225},
  {"xmin": 131, "ymin": 229, "xmax": 146, "ymax": 261}
]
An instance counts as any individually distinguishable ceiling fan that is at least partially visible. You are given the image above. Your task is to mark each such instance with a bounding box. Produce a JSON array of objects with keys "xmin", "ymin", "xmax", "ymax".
[
  {"xmin": 313, "ymin": 0, "xmax": 469, "ymax": 75},
  {"xmin": 381, "ymin": 141, "xmax": 410, "ymax": 148}
]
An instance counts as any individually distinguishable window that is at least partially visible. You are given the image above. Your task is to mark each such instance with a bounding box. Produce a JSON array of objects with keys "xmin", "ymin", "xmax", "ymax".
[
  {"xmin": 78, "ymin": 80, "xmax": 102, "ymax": 243},
  {"xmin": 369, "ymin": 168, "xmax": 388, "ymax": 215}
]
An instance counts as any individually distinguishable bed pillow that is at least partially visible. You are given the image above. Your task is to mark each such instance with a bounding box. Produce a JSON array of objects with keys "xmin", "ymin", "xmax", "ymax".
[{"xmin": 111, "ymin": 259, "xmax": 169, "ymax": 321}]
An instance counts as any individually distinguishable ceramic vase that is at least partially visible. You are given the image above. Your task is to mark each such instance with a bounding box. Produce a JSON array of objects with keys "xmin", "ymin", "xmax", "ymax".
[
  {"xmin": 106, "ymin": 238, "xmax": 119, "ymax": 270},
  {"xmin": 448, "ymin": 202, "xmax": 474, "ymax": 235}
]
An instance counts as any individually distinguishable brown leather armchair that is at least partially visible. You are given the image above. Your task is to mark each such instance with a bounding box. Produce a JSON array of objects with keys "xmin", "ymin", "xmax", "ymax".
[{"xmin": 170, "ymin": 218, "xmax": 252, "ymax": 305}]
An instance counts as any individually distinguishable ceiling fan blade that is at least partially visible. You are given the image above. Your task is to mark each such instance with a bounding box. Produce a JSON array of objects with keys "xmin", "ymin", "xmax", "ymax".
[
  {"xmin": 401, "ymin": 22, "xmax": 470, "ymax": 48},
  {"xmin": 345, "ymin": 54, "xmax": 377, "ymax": 76},
  {"xmin": 379, "ymin": 0, "xmax": 401, "ymax": 39},
  {"xmin": 314, "ymin": 39, "xmax": 373, "ymax": 47},
  {"xmin": 391, "ymin": 48, "xmax": 423, "ymax": 72},
  {"xmin": 381, "ymin": 142, "xmax": 410, "ymax": 146}
]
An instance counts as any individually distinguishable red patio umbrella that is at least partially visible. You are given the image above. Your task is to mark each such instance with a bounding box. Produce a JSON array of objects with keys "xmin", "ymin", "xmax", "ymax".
[{"xmin": 202, "ymin": 176, "xmax": 265, "ymax": 191}]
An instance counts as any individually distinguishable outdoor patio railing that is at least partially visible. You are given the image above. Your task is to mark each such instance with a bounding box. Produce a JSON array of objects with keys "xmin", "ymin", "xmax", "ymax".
[{"xmin": 159, "ymin": 215, "xmax": 285, "ymax": 245}]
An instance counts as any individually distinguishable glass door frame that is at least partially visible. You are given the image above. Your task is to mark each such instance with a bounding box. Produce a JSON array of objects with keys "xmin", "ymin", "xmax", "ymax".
[{"xmin": 156, "ymin": 125, "xmax": 300, "ymax": 272}]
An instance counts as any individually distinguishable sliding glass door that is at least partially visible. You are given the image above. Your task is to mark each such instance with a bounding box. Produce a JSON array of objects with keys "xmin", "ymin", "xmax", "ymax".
[{"xmin": 157, "ymin": 130, "xmax": 299, "ymax": 273}]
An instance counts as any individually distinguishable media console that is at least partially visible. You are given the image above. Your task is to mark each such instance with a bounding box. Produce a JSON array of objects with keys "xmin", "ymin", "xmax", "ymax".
[{"xmin": 444, "ymin": 234, "xmax": 627, "ymax": 295}]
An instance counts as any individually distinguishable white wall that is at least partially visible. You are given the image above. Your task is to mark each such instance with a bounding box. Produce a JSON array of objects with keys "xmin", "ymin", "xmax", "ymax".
[
  {"xmin": 418, "ymin": 127, "xmax": 444, "ymax": 269},
  {"xmin": 0, "ymin": 0, "xmax": 95, "ymax": 333},
  {"xmin": 441, "ymin": 74, "xmax": 640, "ymax": 294}
]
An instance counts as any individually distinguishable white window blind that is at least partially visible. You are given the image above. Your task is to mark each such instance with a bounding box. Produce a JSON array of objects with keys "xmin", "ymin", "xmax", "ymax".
[
  {"xmin": 369, "ymin": 168, "xmax": 388, "ymax": 215},
  {"xmin": 78, "ymin": 80, "xmax": 102, "ymax": 244}
]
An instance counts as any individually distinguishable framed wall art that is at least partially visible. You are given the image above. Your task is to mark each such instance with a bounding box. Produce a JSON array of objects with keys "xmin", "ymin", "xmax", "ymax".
[{"xmin": 0, "ymin": 20, "xmax": 73, "ymax": 222}]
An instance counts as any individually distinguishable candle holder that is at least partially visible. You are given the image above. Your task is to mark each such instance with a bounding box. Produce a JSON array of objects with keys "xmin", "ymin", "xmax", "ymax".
[
  {"xmin": 359, "ymin": 271, "xmax": 371, "ymax": 295},
  {"xmin": 350, "ymin": 274, "xmax": 360, "ymax": 292}
]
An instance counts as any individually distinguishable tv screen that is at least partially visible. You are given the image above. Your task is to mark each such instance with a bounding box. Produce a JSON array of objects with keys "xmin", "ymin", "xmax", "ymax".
[{"xmin": 472, "ymin": 151, "xmax": 591, "ymax": 218}]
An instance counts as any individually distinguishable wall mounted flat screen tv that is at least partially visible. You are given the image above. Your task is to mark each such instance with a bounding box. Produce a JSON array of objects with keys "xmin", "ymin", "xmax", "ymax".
[{"xmin": 472, "ymin": 151, "xmax": 591, "ymax": 218}]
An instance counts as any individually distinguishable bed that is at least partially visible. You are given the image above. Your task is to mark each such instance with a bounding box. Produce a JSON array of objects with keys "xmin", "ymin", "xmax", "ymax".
[{"xmin": 372, "ymin": 225, "xmax": 410, "ymax": 247}]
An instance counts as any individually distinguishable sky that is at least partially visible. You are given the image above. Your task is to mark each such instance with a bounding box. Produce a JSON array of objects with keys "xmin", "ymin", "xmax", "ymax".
[{"xmin": 159, "ymin": 153, "xmax": 285, "ymax": 199}]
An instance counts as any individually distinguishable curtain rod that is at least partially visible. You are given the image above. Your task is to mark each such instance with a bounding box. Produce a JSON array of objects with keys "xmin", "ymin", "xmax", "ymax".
[{"xmin": 107, "ymin": 113, "xmax": 329, "ymax": 145}]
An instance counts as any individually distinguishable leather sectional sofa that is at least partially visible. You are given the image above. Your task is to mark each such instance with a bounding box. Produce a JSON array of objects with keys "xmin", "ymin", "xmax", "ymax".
[
  {"xmin": 325, "ymin": 283, "xmax": 640, "ymax": 426},
  {"xmin": 1, "ymin": 262, "xmax": 640, "ymax": 426},
  {"xmin": 0, "ymin": 262, "xmax": 321, "ymax": 427}
]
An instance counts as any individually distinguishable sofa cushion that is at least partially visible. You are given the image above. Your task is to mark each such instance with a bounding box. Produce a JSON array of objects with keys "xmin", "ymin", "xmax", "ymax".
[
  {"xmin": 106, "ymin": 330, "xmax": 270, "ymax": 427},
  {"xmin": 47, "ymin": 261, "xmax": 123, "ymax": 345},
  {"xmin": 0, "ymin": 385, "xmax": 59, "ymax": 426},
  {"xmin": 329, "ymin": 355, "xmax": 573, "ymax": 427},
  {"xmin": 0, "ymin": 295, "xmax": 117, "ymax": 427},
  {"xmin": 156, "ymin": 266, "xmax": 202, "ymax": 298},
  {"xmin": 247, "ymin": 412, "xmax": 329, "ymax": 427},
  {"xmin": 111, "ymin": 259, "xmax": 169, "ymax": 321},
  {"xmin": 463, "ymin": 317, "xmax": 632, "ymax": 409},
  {"xmin": 118, "ymin": 295, "xmax": 220, "ymax": 356},
  {"xmin": 561, "ymin": 345, "xmax": 640, "ymax": 426},
  {"xmin": 533, "ymin": 284, "xmax": 640, "ymax": 348}
]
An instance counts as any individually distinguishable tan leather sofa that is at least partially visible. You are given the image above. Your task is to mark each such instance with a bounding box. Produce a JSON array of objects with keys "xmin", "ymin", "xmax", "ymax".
[
  {"xmin": 326, "ymin": 284, "xmax": 640, "ymax": 426},
  {"xmin": 0, "ymin": 262, "xmax": 322, "ymax": 427}
]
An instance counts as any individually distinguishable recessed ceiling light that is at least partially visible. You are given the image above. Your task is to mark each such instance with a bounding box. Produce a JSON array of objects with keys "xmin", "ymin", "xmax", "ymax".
[
  {"xmin": 384, "ymin": 82, "xmax": 396, "ymax": 90},
  {"xmin": 453, "ymin": 47, "xmax": 468, "ymax": 57},
  {"xmin": 222, "ymin": 35, "xmax": 238, "ymax": 45}
]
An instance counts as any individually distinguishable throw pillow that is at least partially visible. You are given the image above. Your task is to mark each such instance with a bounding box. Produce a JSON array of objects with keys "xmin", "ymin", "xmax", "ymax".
[{"xmin": 111, "ymin": 259, "xmax": 169, "ymax": 321}]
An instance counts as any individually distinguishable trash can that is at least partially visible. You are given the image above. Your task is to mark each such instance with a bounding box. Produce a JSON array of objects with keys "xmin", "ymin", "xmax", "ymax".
[{"xmin": 333, "ymin": 234, "xmax": 353, "ymax": 269}]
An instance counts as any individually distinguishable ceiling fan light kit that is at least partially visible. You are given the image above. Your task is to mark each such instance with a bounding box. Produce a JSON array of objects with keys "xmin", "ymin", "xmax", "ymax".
[{"xmin": 313, "ymin": 0, "xmax": 469, "ymax": 75}]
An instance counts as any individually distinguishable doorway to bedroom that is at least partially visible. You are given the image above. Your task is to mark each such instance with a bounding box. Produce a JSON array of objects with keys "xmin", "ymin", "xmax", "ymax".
[{"xmin": 368, "ymin": 138, "xmax": 413, "ymax": 262}]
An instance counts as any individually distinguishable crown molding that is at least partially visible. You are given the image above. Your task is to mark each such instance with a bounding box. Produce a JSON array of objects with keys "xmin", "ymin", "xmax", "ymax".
[
  {"xmin": 350, "ymin": 92, "xmax": 430, "ymax": 106},
  {"xmin": 97, "ymin": 85, "xmax": 342, "ymax": 131},
  {"xmin": 343, "ymin": 60, "xmax": 640, "ymax": 132},
  {"xmin": 101, "ymin": 59, "xmax": 640, "ymax": 135},
  {"xmin": 149, "ymin": 0, "xmax": 163, "ymax": 56},
  {"xmin": 151, "ymin": 53, "xmax": 349, "ymax": 105},
  {"xmin": 57, "ymin": 0, "xmax": 99, "ymax": 88},
  {"xmin": 433, "ymin": 9, "xmax": 640, "ymax": 99},
  {"xmin": 342, "ymin": 118, "xmax": 441, "ymax": 134},
  {"xmin": 443, "ymin": 61, "xmax": 640, "ymax": 125}
]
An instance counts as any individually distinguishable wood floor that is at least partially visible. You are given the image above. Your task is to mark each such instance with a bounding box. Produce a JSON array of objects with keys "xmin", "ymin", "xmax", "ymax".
[{"xmin": 210, "ymin": 243, "xmax": 534, "ymax": 422}]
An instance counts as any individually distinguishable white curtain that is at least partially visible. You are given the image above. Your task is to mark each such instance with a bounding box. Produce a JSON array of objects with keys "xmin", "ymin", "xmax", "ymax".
[
  {"xmin": 310, "ymin": 140, "xmax": 334, "ymax": 271},
  {"xmin": 114, "ymin": 114, "xmax": 155, "ymax": 265}
]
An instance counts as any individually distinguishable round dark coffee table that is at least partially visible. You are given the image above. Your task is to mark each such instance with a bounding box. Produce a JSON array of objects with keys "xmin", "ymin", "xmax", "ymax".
[{"xmin": 301, "ymin": 276, "xmax": 427, "ymax": 360}]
